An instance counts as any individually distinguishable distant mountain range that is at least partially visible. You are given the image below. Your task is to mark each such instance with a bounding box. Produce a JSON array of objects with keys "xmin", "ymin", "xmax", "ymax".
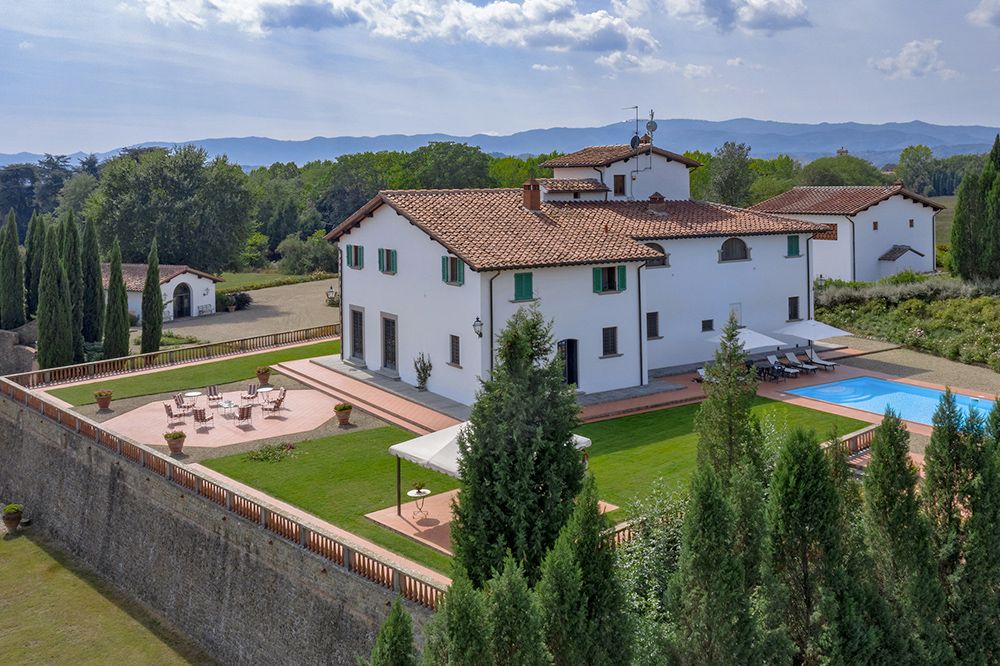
[{"xmin": 4, "ymin": 118, "xmax": 999, "ymax": 170}]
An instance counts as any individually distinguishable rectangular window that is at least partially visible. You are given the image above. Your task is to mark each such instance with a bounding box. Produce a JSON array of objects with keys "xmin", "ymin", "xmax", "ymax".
[
  {"xmin": 441, "ymin": 256, "xmax": 465, "ymax": 285},
  {"xmin": 350, "ymin": 308, "xmax": 364, "ymax": 359},
  {"xmin": 449, "ymin": 334, "xmax": 461, "ymax": 366},
  {"xmin": 788, "ymin": 296, "xmax": 800, "ymax": 321},
  {"xmin": 602, "ymin": 326, "xmax": 618, "ymax": 356},
  {"xmin": 646, "ymin": 312, "xmax": 660, "ymax": 339},
  {"xmin": 786, "ymin": 235, "xmax": 800, "ymax": 257},
  {"xmin": 613, "ymin": 174, "xmax": 626, "ymax": 196},
  {"xmin": 514, "ymin": 272, "xmax": 533, "ymax": 301},
  {"xmin": 701, "ymin": 319, "xmax": 714, "ymax": 332},
  {"xmin": 909, "ymin": 219, "xmax": 915, "ymax": 228},
  {"xmin": 345, "ymin": 244, "xmax": 364, "ymax": 269},
  {"xmin": 592, "ymin": 265, "xmax": 627, "ymax": 293},
  {"xmin": 872, "ymin": 221, "xmax": 879, "ymax": 231},
  {"xmin": 378, "ymin": 248, "xmax": 397, "ymax": 275}
]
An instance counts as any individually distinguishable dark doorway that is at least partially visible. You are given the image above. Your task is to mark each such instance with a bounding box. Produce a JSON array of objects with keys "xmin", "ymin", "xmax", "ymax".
[
  {"xmin": 382, "ymin": 316, "xmax": 398, "ymax": 371},
  {"xmin": 557, "ymin": 339, "xmax": 579, "ymax": 386},
  {"xmin": 173, "ymin": 283, "xmax": 191, "ymax": 319}
]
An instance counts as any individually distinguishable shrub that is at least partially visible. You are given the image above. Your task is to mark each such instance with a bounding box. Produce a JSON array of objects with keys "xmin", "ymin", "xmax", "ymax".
[
  {"xmin": 231, "ymin": 292, "xmax": 253, "ymax": 310},
  {"xmin": 245, "ymin": 443, "xmax": 297, "ymax": 463},
  {"xmin": 217, "ymin": 272, "xmax": 335, "ymax": 295},
  {"xmin": 815, "ymin": 275, "xmax": 1000, "ymax": 309},
  {"xmin": 334, "ymin": 402, "xmax": 352, "ymax": 412},
  {"xmin": 276, "ymin": 231, "xmax": 339, "ymax": 275},
  {"xmin": 3, "ymin": 503, "xmax": 24, "ymax": 515},
  {"xmin": 128, "ymin": 311, "xmax": 139, "ymax": 327},
  {"xmin": 163, "ymin": 430, "xmax": 186, "ymax": 440},
  {"xmin": 414, "ymin": 352, "xmax": 432, "ymax": 389},
  {"xmin": 94, "ymin": 389, "xmax": 113, "ymax": 399}
]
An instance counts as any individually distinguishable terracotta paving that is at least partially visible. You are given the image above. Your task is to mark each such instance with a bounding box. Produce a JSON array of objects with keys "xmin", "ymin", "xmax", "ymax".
[
  {"xmin": 276, "ymin": 359, "xmax": 461, "ymax": 435},
  {"xmin": 365, "ymin": 489, "xmax": 618, "ymax": 556},
  {"xmin": 580, "ymin": 373, "xmax": 705, "ymax": 423},
  {"xmin": 191, "ymin": 463, "xmax": 451, "ymax": 587},
  {"xmin": 102, "ymin": 389, "xmax": 339, "ymax": 448}
]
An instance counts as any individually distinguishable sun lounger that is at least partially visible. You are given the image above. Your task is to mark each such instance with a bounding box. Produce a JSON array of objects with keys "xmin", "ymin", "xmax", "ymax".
[
  {"xmin": 766, "ymin": 354, "xmax": 800, "ymax": 377},
  {"xmin": 784, "ymin": 351, "xmax": 818, "ymax": 373},
  {"xmin": 807, "ymin": 349, "xmax": 838, "ymax": 370}
]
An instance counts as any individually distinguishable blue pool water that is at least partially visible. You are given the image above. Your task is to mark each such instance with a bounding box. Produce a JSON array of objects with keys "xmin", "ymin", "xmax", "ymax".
[{"xmin": 787, "ymin": 376, "xmax": 995, "ymax": 426}]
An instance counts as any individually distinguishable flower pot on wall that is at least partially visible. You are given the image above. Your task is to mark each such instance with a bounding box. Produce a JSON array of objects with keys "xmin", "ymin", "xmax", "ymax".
[
  {"xmin": 2, "ymin": 511, "xmax": 22, "ymax": 534},
  {"xmin": 96, "ymin": 395, "xmax": 112, "ymax": 410},
  {"xmin": 164, "ymin": 434, "xmax": 186, "ymax": 454}
]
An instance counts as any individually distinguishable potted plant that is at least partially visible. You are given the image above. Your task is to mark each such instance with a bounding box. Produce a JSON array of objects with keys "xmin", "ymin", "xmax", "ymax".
[
  {"xmin": 94, "ymin": 389, "xmax": 113, "ymax": 410},
  {"xmin": 256, "ymin": 366, "xmax": 272, "ymax": 385},
  {"xmin": 411, "ymin": 480, "xmax": 426, "ymax": 493},
  {"xmin": 334, "ymin": 402, "xmax": 353, "ymax": 426},
  {"xmin": 163, "ymin": 430, "xmax": 186, "ymax": 454},
  {"xmin": 414, "ymin": 353, "xmax": 432, "ymax": 391},
  {"xmin": 225, "ymin": 295, "xmax": 236, "ymax": 312},
  {"xmin": 3, "ymin": 503, "xmax": 23, "ymax": 534}
]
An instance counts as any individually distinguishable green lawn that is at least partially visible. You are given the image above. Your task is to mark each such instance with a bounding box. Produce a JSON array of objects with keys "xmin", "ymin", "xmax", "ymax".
[
  {"xmin": 203, "ymin": 426, "xmax": 458, "ymax": 574},
  {"xmin": 217, "ymin": 271, "xmax": 335, "ymax": 294},
  {"xmin": 577, "ymin": 397, "xmax": 868, "ymax": 509},
  {"xmin": 50, "ymin": 340, "xmax": 339, "ymax": 406},
  {"xmin": 0, "ymin": 534, "xmax": 211, "ymax": 664},
  {"xmin": 933, "ymin": 195, "xmax": 956, "ymax": 245}
]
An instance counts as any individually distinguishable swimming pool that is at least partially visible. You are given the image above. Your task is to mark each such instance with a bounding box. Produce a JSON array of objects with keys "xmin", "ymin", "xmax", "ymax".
[{"xmin": 786, "ymin": 376, "xmax": 995, "ymax": 426}]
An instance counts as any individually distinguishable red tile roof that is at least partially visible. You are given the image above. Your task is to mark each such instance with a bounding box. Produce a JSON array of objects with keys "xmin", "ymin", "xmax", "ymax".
[
  {"xmin": 540, "ymin": 144, "xmax": 701, "ymax": 169},
  {"xmin": 536, "ymin": 178, "xmax": 609, "ymax": 193},
  {"xmin": 751, "ymin": 184, "xmax": 945, "ymax": 216},
  {"xmin": 101, "ymin": 264, "xmax": 222, "ymax": 292},
  {"xmin": 327, "ymin": 189, "xmax": 828, "ymax": 271},
  {"xmin": 878, "ymin": 245, "xmax": 925, "ymax": 261}
]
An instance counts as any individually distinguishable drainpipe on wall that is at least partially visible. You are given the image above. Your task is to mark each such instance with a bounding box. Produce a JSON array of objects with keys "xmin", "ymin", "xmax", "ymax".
[
  {"xmin": 805, "ymin": 237, "xmax": 812, "ymax": 320},
  {"xmin": 489, "ymin": 272, "xmax": 500, "ymax": 375},
  {"xmin": 592, "ymin": 167, "xmax": 608, "ymax": 201},
  {"xmin": 338, "ymin": 245, "xmax": 345, "ymax": 362},
  {"xmin": 846, "ymin": 215, "xmax": 857, "ymax": 281},
  {"xmin": 637, "ymin": 263, "xmax": 645, "ymax": 386}
]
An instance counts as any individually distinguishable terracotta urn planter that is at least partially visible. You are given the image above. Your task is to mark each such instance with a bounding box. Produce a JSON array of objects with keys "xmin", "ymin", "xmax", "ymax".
[
  {"xmin": 2, "ymin": 506, "xmax": 23, "ymax": 534},
  {"xmin": 227, "ymin": 304, "xmax": 236, "ymax": 312},
  {"xmin": 256, "ymin": 369, "xmax": 272, "ymax": 385},
  {"xmin": 335, "ymin": 404, "xmax": 352, "ymax": 426},
  {"xmin": 95, "ymin": 393, "xmax": 113, "ymax": 410},
  {"xmin": 164, "ymin": 433, "xmax": 186, "ymax": 454}
]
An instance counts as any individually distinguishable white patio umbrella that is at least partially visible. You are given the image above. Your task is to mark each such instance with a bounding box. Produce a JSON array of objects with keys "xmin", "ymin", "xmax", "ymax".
[
  {"xmin": 775, "ymin": 319, "xmax": 850, "ymax": 341},
  {"xmin": 708, "ymin": 327, "xmax": 785, "ymax": 350}
]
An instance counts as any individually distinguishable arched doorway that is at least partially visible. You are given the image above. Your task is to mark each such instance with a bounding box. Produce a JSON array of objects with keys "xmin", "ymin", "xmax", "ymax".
[{"xmin": 173, "ymin": 283, "xmax": 191, "ymax": 319}]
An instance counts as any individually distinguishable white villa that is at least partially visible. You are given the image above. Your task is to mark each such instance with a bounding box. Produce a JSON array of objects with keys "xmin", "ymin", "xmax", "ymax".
[
  {"xmin": 752, "ymin": 184, "xmax": 944, "ymax": 282},
  {"xmin": 325, "ymin": 137, "xmax": 830, "ymax": 405},
  {"xmin": 101, "ymin": 263, "xmax": 222, "ymax": 323}
]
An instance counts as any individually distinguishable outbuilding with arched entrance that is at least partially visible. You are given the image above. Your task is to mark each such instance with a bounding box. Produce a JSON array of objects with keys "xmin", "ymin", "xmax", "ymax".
[{"xmin": 100, "ymin": 263, "xmax": 223, "ymax": 324}]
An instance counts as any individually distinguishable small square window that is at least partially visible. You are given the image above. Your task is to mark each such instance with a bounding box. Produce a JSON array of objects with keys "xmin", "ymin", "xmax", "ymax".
[
  {"xmin": 602, "ymin": 327, "xmax": 618, "ymax": 356},
  {"xmin": 573, "ymin": 192, "xmax": 581, "ymax": 199},
  {"xmin": 788, "ymin": 296, "xmax": 800, "ymax": 321},
  {"xmin": 613, "ymin": 174, "xmax": 626, "ymax": 196},
  {"xmin": 872, "ymin": 221, "xmax": 879, "ymax": 231},
  {"xmin": 646, "ymin": 312, "xmax": 660, "ymax": 339},
  {"xmin": 449, "ymin": 335, "xmax": 460, "ymax": 366},
  {"xmin": 786, "ymin": 235, "xmax": 800, "ymax": 257},
  {"xmin": 701, "ymin": 319, "xmax": 714, "ymax": 332},
  {"xmin": 909, "ymin": 219, "xmax": 915, "ymax": 228}
]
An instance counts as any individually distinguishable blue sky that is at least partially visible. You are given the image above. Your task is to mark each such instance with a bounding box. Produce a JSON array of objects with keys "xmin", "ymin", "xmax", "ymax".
[{"xmin": 2, "ymin": 0, "xmax": 998, "ymax": 153}]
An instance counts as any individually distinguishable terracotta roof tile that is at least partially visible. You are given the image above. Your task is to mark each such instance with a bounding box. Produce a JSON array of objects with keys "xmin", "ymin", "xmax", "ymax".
[
  {"xmin": 751, "ymin": 184, "xmax": 945, "ymax": 216},
  {"xmin": 536, "ymin": 178, "xmax": 609, "ymax": 193},
  {"xmin": 541, "ymin": 145, "xmax": 701, "ymax": 169},
  {"xmin": 878, "ymin": 245, "xmax": 925, "ymax": 261},
  {"xmin": 327, "ymin": 189, "xmax": 828, "ymax": 271},
  {"xmin": 100, "ymin": 264, "xmax": 222, "ymax": 291}
]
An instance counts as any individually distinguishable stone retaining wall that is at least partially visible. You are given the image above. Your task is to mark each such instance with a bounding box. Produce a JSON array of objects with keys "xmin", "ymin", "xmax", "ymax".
[{"xmin": 0, "ymin": 394, "xmax": 429, "ymax": 665}]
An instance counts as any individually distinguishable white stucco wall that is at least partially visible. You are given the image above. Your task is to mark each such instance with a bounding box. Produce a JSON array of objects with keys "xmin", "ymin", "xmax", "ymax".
[
  {"xmin": 486, "ymin": 263, "xmax": 645, "ymax": 396},
  {"xmin": 552, "ymin": 152, "xmax": 692, "ymax": 201},
  {"xmin": 540, "ymin": 189, "xmax": 607, "ymax": 202},
  {"xmin": 129, "ymin": 273, "xmax": 217, "ymax": 323},
  {"xmin": 643, "ymin": 233, "xmax": 813, "ymax": 370},
  {"xmin": 790, "ymin": 214, "xmax": 855, "ymax": 282},
  {"xmin": 337, "ymin": 206, "xmax": 484, "ymax": 404},
  {"xmin": 852, "ymin": 196, "xmax": 936, "ymax": 282}
]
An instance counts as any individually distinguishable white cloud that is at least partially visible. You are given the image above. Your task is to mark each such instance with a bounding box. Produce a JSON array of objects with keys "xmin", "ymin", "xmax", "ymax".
[
  {"xmin": 682, "ymin": 63, "xmax": 713, "ymax": 78},
  {"xmin": 969, "ymin": 0, "xmax": 1000, "ymax": 28},
  {"xmin": 17, "ymin": 40, "xmax": 34, "ymax": 49},
  {"xmin": 596, "ymin": 51, "xmax": 670, "ymax": 72},
  {"xmin": 870, "ymin": 39, "xmax": 957, "ymax": 81},
  {"xmin": 726, "ymin": 56, "xmax": 762, "ymax": 68},
  {"xmin": 650, "ymin": 0, "xmax": 810, "ymax": 33},
  {"xmin": 531, "ymin": 63, "xmax": 560, "ymax": 71}
]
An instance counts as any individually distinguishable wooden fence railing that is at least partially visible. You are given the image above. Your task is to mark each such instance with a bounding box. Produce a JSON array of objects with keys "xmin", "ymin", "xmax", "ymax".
[
  {"xmin": 0, "ymin": 377, "xmax": 444, "ymax": 610},
  {"xmin": 7, "ymin": 324, "xmax": 341, "ymax": 389},
  {"xmin": 824, "ymin": 424, "xmax": 878, "ymax": 458}
]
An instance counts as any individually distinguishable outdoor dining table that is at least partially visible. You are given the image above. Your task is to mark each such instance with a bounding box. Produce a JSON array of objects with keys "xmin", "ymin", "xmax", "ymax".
[
  {"xmin": 218, "ymin": 400, "xmax": 237, "ymax": 417},
  {"xmin": 257, "ymin": 386, "xmax": 275, "ymax": 401},
  {"xmin": 183, "ymin": 391, "xmax": 203, "ymax": 399}
]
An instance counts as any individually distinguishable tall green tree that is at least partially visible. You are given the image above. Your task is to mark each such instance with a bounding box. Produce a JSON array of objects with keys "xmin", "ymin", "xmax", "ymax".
[
  {"xmin": 863, "ymin": 409, "xmax": 953, "ymax": 664},
  {"xmin": 535, "ymin": 535, "xmax": 585, "ymax": 666},
  {"xmin": 25, "ymin": 212, "xmax": 45, "ymax": 318},
  {"xmin": 487, "ymin": 557, "xmax": 552, "ymax": 666},
  {"xmin": 0, "ymin": 210, "xmax": 26, "ymax": 329},
  {"xmin": 364, "ymin": 598, "xmax": 417, "ymax": 666},
  {"xmin": 36, "ymin": 227, "xmax": 73, "ymax": 368},
  {"xmin": 673, "ymin": 463, "xmax": 756, "ymax": 665},
  {"xmin": 950, "ymin": 171, "xmax": 982, "ymax": 279},
  {"xmin": 60, "ymin": 212, "xmax": 84, "ymax": 362},
  {"xmin": 798, "ymin": 154, "xmax": 889, "ymax": 186},
  {"xmin": 102, "ymin": 239, "xmax": 131, "ymax": 360},
  {"xmin": 421, "ymin": 572, "xmax": 491, "ymax": 666},
  {"xmin": 452, "ymin": 305, "xmax": 583, "ymax": 586},
  {"xmin": 709, "ymin": 142, "xmax": 754, "ymax": 206},
  {"xmin": 896, "ymin": 145, "xmax": 936, "ymax": 195},
  {"xmin": 140, "ymin": 239, "xmax": 163, "ymax": 354},
  {"xmin": 80, "ymin": 219, "xmax": 103, "ymax": 343}
]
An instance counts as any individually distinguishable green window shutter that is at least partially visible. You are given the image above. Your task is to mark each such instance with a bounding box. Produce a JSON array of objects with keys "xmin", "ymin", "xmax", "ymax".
[
  {"xmin": 514, "ymin": 273, "xmax": 532, "ymax": 300},
  {"xmin": 442, "ymin": 256, "xmax": 449, "ymax": 282},
  {"xmin": 345, "ymin": 245, "xmax": 354, "ymax": 268},
  {"xmin": 457, "ymin": 261, "xmax": 465, "ymax": 285},
  {"xmin": 593, "ymin": 267, "xmax": 602, "ymax": 293},
  {"xmin": 378, "ymin": 248, "xmax": 385, "ymax": 272},
  {"xmin": 787, "ymin": 235, "xmax": 799, "ymax": 256},
  {"xmin": 390, "ymin": 250, "xmax": 397, "ymax": 273},
  {"xmin": 357, "ymin": 246, "xmax": 364, "ymax": 269},
  {"xmin": 617, "ymin": 265, "xmax": 627, "ymax": 291}
]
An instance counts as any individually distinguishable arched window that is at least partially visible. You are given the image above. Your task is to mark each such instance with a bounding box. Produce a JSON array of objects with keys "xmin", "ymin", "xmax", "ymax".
[
  {"xmin": 644, "ymin": 242, "xmax": 668, "ymax": 268},
  {"xmin": 720, "ymin": 238, "xmax": 749, "ymax": 262}
]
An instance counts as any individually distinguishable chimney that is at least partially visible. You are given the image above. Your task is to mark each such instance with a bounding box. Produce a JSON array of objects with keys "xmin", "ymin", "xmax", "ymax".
[
  {"xmin": 648, "ymin": 191, "xmax": 666, "ymax": 214},
  {"xmin": 522, "ymin": 179, "xmax": 541, "ymax": 211},
  {"xmin": 639, "ymin": 133, "xmax": 652, "ymax": 145}
]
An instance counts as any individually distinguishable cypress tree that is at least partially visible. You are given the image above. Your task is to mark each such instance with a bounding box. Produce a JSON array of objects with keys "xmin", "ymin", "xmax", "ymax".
[
  {"xmin": 452, "ymin": 305, "xmax": 583, "ymax": 586},
  {"xmin": 421, "ymin": 572, "xmax": 491, "ymax": 666},
  {"xmin": 25, "ymin": 212, "xmax": 45, "ymax": 318},
  {"xmin": 535, "ymin": 533, "xmax": 585, "ymax": 666},
  {"xmin": 0, "ymin": 210, "xmax": 26, "ymax": 329},
  {"xmin": 863, "ymin": 409, "xmax": 953, "ymax": 664},
  {"xmin": 486, "ymin": 556, "xmax": 552, "ymax": 666},
  {"xmin": 36, "ymin": 228, "xmax": 73, "ymax": 369},
  {"xmin": 102, "ymin": 239, "xmax": 131, "ymax": 360},
  {"xmin": 673, "ymin": 463, "xmax": 755, "ymax": 665},
  {"xmin": 80, "ymin": 219, "xmax": 103, "ymax": 343},
  {"xmin": 949, "ymin": 171, "xmax": 979, "ymax": 278},
  {"xmin": 364, "ymin": 597, "xmax": 417, "ymax": 666},
  {"xmin": 60, "ymin": 212, "xmax": 85, "ymax": 362},
  {"xmin": 140, "ymin": 238, "xmax": 163, "ymax": 353},
  {"xmin": 922, "ymin": 390, "xmax": 968, "ymax": 590}
]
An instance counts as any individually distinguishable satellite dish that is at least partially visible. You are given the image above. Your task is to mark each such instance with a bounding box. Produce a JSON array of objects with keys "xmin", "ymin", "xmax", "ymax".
[
  {"xmin": 646, "ymin": 120, "xmax": 658, "ymax": 133},
  {"xmin": 629, "ymin": 135, "xmax": 641, "ymax": 150}
]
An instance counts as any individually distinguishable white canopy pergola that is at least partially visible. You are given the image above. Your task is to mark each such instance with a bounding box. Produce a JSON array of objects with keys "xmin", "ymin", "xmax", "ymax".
[
  {"xmin": 775, "ymin": 319, "xmax": 851, "ymax": 341},
  {"xmin": 389, "ymin": 422, "xmax": 593, "ymax": 515},
  {"xmin": 709, "ymin": 327, "xmax": 786, "ymax": 350}
]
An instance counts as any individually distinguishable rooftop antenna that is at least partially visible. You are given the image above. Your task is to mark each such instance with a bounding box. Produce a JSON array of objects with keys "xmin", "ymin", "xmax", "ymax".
[
  {"xmin": 646, "ymin": 109, "xmax": 657, "ymax": 141},
  {"xmin": 623, "ymin": 106, "xmax": 640, "ymax": 150}
]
